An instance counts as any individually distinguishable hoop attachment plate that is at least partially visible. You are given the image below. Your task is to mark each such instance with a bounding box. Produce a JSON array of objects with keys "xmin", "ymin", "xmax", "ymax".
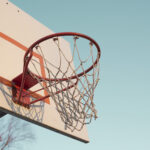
[
  {"xmin": 12, "ymin": 71, "xmax": 39, "ymax": 108},
  {"xmin": 12, "ymin": 85, "xmax": 30, "ymax": 108}
]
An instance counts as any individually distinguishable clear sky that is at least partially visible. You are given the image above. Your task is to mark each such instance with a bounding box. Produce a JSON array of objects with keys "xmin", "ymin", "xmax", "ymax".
[{"xmin": 9, "ymin": 0, "xmax": 150, "ymax": 150}]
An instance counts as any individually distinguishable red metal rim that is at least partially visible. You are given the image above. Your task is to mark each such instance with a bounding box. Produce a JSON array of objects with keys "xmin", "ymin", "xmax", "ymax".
[{"xmin": 24, "ymin": 32, "xmax": 101, "ymax": 81}]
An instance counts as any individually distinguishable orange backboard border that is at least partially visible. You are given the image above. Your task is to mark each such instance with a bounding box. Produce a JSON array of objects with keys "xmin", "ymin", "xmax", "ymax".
[{"xmin": 0, "ymin": 32, "xmax": 50, "ymax": 104}]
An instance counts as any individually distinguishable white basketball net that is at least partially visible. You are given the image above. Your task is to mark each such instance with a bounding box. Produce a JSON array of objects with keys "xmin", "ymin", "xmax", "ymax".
[{"xmin": 27, "ymin": 36, "xmax": 100, "ymax": 131}]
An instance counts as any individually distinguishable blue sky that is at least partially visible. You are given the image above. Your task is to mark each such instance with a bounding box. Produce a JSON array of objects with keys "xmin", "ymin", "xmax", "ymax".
[{"xmin": 9, "ymin": 0, "xmax": 150, "ymax": 150}]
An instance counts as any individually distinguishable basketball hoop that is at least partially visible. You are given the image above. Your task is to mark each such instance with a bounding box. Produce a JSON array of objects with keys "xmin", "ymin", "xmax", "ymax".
[{"xmin": 12, "ymin": 32, "xmax": 101, "ymax": 131}]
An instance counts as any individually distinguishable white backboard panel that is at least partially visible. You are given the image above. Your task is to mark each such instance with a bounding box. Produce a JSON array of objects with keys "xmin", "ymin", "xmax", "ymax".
[{"xmin": 0, "ymin": 0, "xmax": 89, "ymax": 143}]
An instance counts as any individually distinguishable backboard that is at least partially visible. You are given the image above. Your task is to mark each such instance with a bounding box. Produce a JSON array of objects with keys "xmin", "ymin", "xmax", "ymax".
[{"xmin": 0, "ymin": 0, "xmax": 89, "ymax": 143}]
